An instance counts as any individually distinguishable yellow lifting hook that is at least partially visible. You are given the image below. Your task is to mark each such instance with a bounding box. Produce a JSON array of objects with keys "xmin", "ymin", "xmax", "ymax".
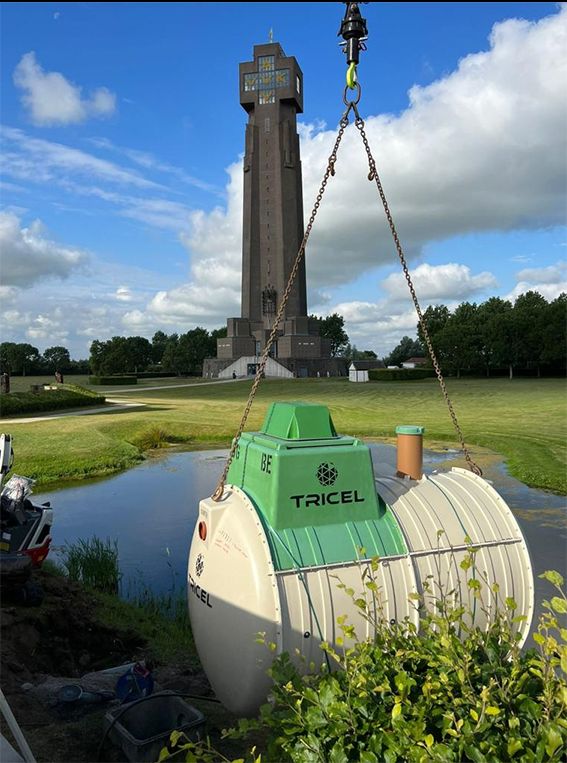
[{"xmin": 346, "ymin": 61, "xmax": 357, "ymax": 89}]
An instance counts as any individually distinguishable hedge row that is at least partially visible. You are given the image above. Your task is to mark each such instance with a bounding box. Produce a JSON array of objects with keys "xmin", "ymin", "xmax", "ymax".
[
  {"xmin": 89, "ymin": 376, "xmax": 137, "ymax": 385},
  {"xmin": 368, "ymin": 368, "xmax": 435, "ymax": 381},
  {"xmin": 136, "ymin": 371, "xmax": 174, "ymax": 379},
  {"xmin": 0, "ymin": 384, "xmax": 105, "ymax": 416}
]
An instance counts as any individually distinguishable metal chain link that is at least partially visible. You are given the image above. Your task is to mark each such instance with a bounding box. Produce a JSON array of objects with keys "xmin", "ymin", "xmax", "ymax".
[
  {"xmin": 212, "ymin": 106, "xmax": 354, "ymax": 500},
  {"xmin": 351, "ymin": 104, "xmax": 482, "ymax": 476}
]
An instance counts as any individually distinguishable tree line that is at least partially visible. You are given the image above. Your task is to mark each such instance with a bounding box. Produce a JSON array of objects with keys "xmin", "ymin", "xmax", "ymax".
[
  {"xmin": 0, "ymin": 343, "xmax": 90, "ymax": 376},
  {"xmin": 385, "ymin": 291, "xmax": 566, "ymax": 378},
  {"xmin": 1, "ymin": 292, "xmax": 563, "ymax": 378}
]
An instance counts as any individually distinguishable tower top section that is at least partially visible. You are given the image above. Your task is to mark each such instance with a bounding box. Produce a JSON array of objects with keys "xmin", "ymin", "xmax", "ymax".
[{"xmin": 239, "ymin": 42, "xmax": 303, "ymax": 114}]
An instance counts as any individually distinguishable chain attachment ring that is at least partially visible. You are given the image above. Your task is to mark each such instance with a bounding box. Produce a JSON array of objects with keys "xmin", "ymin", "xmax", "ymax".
[{"xmin": 343, "ymin": 82, "xmax": 361, "ymax": 106}]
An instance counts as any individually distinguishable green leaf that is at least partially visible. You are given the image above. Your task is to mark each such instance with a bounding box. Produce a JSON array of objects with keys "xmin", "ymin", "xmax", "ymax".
[
  {"xmin": 424, "ymin": 734, "xmax": 434, "ymax": 749},
  {"xmin": 550, "ymin": 596, "xmax": 567, "ymax": 614},
  {"xmin": 391, "ymin": 703, "xmax": 402, "ymax": 721},
  {"xmin": 545, "ymin": 726, "xmax": 562, "ymax": 758},
  {"xmin": 485, "ymin": 706, "xmax": 500, "ymax": 716},
  {"xmin": 470, "ymin": 709, "xmax": 479, "ymax": 722},
  {"xmin": 507, "ymin": 738, "xmax": 523, "ymax": 757},
  {"xmin": 505, "ymin": 597, "xmax": 518, "ymax": 610},
  {"xmin": 464, "ymin": 746, "xmax": 489, "ymax": 763},
  {"xmin": 539, "ymin": 570, "xmax": 564, "ymax": 587},
  {"xmin": 329, "ymin": 742, "xmax": 348, "ymax": 763},
  {"xmin": 360, "ymin": 753, "xmax": 378, "ymax": 763}
]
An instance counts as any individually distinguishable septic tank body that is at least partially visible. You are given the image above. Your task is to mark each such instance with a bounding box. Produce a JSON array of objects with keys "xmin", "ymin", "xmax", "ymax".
[{"xmin": 188, "ymin": 402, "xmax": 533, "ymax": 716}]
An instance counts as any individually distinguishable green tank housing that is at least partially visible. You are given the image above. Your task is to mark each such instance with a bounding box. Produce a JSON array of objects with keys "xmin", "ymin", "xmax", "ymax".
[{"xmin": 227, "ymin": 402, "xmax": 407, "ymax": 571}]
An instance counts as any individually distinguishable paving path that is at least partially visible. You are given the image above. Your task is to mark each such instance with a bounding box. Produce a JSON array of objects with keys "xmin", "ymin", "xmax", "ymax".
[
  {"xmin": 0, "ymin": 378, "xmax": 245, "ymax": 425},
  {"xmin": 0, "ymin": 399, "xmax": 146, "ymax": 424}
]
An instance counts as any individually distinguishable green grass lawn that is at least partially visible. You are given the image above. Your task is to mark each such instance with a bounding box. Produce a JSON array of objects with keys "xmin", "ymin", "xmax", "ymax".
[{"xmin": 3, "ymin": 377, "xmax": 566, "ymax": 493}]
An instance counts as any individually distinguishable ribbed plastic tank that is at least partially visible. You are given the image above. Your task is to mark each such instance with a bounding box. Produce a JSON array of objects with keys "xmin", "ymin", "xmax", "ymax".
[{"xmin": 187, "ymin": 402, "xmax": 533, "ymax": 716}]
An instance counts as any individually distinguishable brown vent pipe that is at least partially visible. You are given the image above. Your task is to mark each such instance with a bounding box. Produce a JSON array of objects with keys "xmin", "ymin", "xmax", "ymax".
[{"xmin": 396, "ymin": 425, "xmax": 425, "ymax": 480}]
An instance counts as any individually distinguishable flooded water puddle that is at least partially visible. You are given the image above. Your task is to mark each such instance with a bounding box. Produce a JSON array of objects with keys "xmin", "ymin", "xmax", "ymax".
[{"xmin": 35, "ymin": 444, "xmax": 566, "ymax": 631}]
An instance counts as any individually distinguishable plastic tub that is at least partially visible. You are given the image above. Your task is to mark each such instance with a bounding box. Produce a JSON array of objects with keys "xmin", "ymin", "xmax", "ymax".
[{"xmin": 104, "ymin": 691, "xmax": 205, "ymax": 762}]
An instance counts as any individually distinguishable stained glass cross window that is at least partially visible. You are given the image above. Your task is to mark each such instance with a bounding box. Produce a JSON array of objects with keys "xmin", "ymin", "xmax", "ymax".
[{"xmin": 243, "ymin": 55, "xmax": 290, "ymax": 105}]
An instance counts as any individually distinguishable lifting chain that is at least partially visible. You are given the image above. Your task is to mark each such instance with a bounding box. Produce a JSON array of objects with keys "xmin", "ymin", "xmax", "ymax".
[
  {"xmin": 348, "ymin": 100, "xmax": 482, "ymax": 477},
  {"xmin": 211, "ymin": 106, "xmax": 354, "ymax": 501},
  {"xmin": 211, "ymin": 80, "xmax": 481, "ymax": 502}
]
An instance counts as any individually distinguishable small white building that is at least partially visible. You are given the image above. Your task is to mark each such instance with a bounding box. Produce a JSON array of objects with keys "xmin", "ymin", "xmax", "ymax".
[
  {"xmin": 401, "ymin": 357, "xmax": 428, "ymax": 369},
  {"xmin": 349, "ymin": 360, "xmax": 384, "ymax": 383}
]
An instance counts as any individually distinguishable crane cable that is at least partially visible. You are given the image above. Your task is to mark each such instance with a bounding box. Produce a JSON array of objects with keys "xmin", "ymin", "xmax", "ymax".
[{"xmin": 211, "ymin": 37, "xmax": 481, "ymax": 504}]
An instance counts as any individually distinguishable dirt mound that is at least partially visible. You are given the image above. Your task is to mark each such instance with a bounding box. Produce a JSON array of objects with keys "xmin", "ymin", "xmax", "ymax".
[{"xmin": 1, "ymin": 570, "xmax": 147, "ymax": 693}]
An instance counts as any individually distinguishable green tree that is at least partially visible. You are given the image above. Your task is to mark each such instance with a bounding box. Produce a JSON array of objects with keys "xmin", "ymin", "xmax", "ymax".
[
  {"xmin": 310, "ymin": 313, "xmax": 349, "ymax": 357},
  {"xmin": 541, "ymin": 293, "xmax": 567, "ymax": 373},
  {"xmin": 124, "ymin": 336, "xmax": 153, "ymax": 372},
  {"xmin": 417, "ymin": 305, "xmax": 450, "ymax": 370},
  {"xmin": 513, "ymin": 291, "xmax": 548, "ymax": 377},
  {"xmin": 161, "ymin": 334, "xmax": 180, "ymax": 374},
  {"xmin": 383, "ymin": 336, "xmax": 424, "ymax": 367},
  {"xmin": 89, "ymin": 336, "xmax": 152, "ymax": 375},
  {"xmin": 345, "ymin": 344, "xmax": 378, "ymax": 362},
  {"xmin": 151, "ymin": 331, "xmax": 169, "ymax": 365},
  {"xmin": 477, "ymin": 297, "xmax": 513, "ymax": 376},
  {"xmin": 89, "ymin": 340, "xmax": 106, "ymax": 375},
  {"xmin": 437, "ymin": 302, "xmax": 481, "ymax": 378},
  {"xmin": 0, "ymin": 342, "xmax": 41, "ymax": 375},
  {"xmin": 179, "ymin": 327, "xmax": 212, "ymax": 374},
  {"xmin": 43, "ymin": 345, "xmax": 71, "ymax": 372}
]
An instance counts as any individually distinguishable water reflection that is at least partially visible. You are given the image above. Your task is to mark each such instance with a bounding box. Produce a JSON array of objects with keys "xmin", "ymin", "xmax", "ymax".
[{"xmin": 35, "ymin": 444, "xmax": 566, "ymax": 634}]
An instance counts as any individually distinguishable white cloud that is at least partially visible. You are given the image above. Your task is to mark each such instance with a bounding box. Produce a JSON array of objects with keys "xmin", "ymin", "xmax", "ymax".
[
  {"xmin": 27, "ymin": 311, "xmax": 69, "ymax": 343},
  {"xmin": 516, "ymin": 262, "xmax": 566, "ymax": 284},
  {"xmin": 0, "ymin": 211, "xmax": 88, "ymax": 287},
  {"xmin": 507, "ymin": 260, "xmax": 567, "ymax": 301},
  {"xmin": 0, "ymin": 255, "xmax": 179, "ymax": 357},
  {"xmin": 327, "ymin": 303, "xmax": 422, "ymax": 356},
  {"xmin": 144, "ymin": 160, "xmax": 243, "ymax": 324},
  {"xmin": 88, "ymin": 137, "xmax": 222, "ymax": 196},
  {"xmin": 507, "ymin": 281, "xmax": 567, "ymax": 302},
  {"xmin": 115, "ymin": 286, "xmax": 133, "ymax": 302},
  {"xmin": 13, "ymin": 52, "xmax": 116, "ymax": 126},
  {"xmin": 1, "ymin": 128, "xmax": 162, "ymax": 190},
  {"xmin": 0, "ymin": 286, "xmax": 19, "ymax": 303},
  {"xmin": 381, "ymin": 263, "xmax": 497, "ymax": 302}
]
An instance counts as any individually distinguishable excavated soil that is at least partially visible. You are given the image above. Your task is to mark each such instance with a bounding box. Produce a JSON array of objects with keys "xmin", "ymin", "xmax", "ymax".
[{"xmin": 0, "ymin": 571, "xmax": 213, "ymax": 762}]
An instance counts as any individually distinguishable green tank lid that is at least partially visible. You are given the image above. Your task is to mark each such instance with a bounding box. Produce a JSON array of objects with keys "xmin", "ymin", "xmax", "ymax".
[
  {"xmin": 227, "ymin": 400, "xmax": 408, "ymax": 566},
  {"xmin": 395, "ymin": 425, "xmax": 425, "ymax": 436},
  {"xmin": 261, "ymin": 402, "xmax": 337, "ymax": 440}
]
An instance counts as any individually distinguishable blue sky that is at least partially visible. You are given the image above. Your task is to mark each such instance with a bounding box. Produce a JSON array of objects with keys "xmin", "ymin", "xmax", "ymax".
[{"xmin": 1, "ymin": 2, "xmax": 565, "ymax": 357}]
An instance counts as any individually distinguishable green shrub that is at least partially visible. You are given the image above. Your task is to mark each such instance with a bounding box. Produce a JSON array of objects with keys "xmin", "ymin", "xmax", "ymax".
[
  {"xmin": 60, "ymin": 536, "xmax": 121, "ymax": 594},
  {"xmin": 89, "ymin": 376, "xmax": 136, "ymax": 385},
  {"xmin": 165, "ymin": 565, "xmax": 567, "ymax": 763},
  {"xmin": 369, "ymin": 368, "xmax": 434, "ymax": 381},
  {"xmin": 0, "ymin": 384, "xmax": 105, "ymax": 416},
  {"xmin": 131, "ymin": 426, "xmax": 175, "ymax": 450}
]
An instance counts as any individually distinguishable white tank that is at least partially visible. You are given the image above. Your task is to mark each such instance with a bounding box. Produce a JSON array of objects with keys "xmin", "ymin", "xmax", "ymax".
[{"xmin": 187, "ymin": 403, "xmax": 534, "ymax": 716}]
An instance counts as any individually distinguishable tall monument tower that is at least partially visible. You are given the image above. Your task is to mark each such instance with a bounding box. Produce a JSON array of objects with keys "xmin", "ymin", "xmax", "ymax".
[
  {"xmin": 203, "ymin": 42, "xmax": 344, "ymax": 379},
  {"xmin": 240, "ymin": 43, "xmax": 306, "ymax": 335}
]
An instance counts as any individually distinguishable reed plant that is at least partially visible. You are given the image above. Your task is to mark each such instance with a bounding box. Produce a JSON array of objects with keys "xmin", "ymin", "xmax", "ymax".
[{"xmin": 60, "ymin": 536, "xmax": 121, "ymax": 594}]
